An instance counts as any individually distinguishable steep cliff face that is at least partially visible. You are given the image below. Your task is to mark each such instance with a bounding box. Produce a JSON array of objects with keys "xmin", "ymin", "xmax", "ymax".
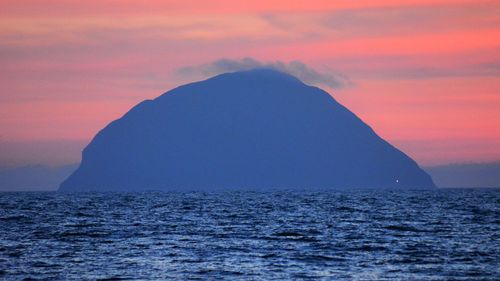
[{"xmin": 60, "ymin": 69, "xmax": 435, "ymax": 191}]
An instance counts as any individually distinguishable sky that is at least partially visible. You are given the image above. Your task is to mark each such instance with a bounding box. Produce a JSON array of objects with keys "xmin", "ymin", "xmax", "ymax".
[{"xmin": 0, "ymin": 0, "xmax": 499, "ymax": 168}]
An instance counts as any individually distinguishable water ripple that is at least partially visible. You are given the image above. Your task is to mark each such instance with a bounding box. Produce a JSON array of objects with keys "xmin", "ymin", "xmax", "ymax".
[{"xmin": 0, "ymin": 189, "xmax": 498, "ymax": 280}]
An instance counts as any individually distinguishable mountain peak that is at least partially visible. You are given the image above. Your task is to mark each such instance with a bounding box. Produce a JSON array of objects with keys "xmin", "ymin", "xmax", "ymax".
[
  {"xmin": 219, "ymin": 67, "xmax": 295, "ymax": 77},
  {"xmin": 208, "ymin": 68, "xmax": 303, "ymax": 86},
  {"xmin": 60, "ymin": 71, "xmax": 435, "ymax": 191}
]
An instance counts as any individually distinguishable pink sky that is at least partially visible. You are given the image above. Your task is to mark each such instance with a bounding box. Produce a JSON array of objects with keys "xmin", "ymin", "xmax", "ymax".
[{"xmin": 0, "ymin": 0, "xmax": 499, "ymax": 166}]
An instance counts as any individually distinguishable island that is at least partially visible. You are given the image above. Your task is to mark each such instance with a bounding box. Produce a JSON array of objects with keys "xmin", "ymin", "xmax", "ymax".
[{"xmin": 59, "ymin": 69, "xmax": 435, "ymax": 191}]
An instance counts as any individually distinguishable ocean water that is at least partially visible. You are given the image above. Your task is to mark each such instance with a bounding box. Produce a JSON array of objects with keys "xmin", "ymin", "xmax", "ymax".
[{"xmin": 0, "ymin": 189, "xmax": 498, "ymax": 280}]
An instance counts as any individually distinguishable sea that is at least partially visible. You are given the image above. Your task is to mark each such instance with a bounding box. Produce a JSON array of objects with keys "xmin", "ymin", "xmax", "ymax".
[{"xmin": 0, "ymin": 189, "xmax": 498, "ymax": 280}]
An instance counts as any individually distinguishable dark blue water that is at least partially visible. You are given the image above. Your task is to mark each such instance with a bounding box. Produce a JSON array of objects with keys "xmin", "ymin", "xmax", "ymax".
[{"xmin": 0, "ymin": 189, "xmax": 498, "ymax": 280}]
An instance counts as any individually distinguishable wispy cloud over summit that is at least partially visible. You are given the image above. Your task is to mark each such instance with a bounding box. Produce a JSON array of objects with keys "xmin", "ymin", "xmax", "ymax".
[{"xmin": 175, "ymin": 58, "xmax": 351, "ymax": 89}]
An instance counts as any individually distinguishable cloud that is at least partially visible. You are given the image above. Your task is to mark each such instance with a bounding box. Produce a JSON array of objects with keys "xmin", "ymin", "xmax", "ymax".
[
  {"xmin": 321, "ymin": 4, "xmax": 499, "ymax": 37},
  {"xmin": 175, "ymin": 58, "xmax": 351, "ymax": 89},
  {"xmin": 386, "ymin": 64, "xmax": 500, "ymax": 79},
  {"xmin": 256, "ymin": 3, "xmax": 499, "ymax": 42}
]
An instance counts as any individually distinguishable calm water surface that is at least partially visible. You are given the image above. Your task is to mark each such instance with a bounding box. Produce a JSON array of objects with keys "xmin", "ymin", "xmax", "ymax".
[{"xmin": 0, "ymin": 189, "xmax": 499, "ymax": 280}]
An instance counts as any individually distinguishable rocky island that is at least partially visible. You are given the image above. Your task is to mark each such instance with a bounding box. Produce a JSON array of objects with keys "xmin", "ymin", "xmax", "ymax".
[{"xmin": 60, "ymin": 69, "xmax": 435, "ymax": 191}]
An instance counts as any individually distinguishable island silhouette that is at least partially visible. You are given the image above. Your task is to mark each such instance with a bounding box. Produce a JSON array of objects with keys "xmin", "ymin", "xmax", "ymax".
[{"xmin": 59, "ymin": 69, "xmax": 435, "ymax": 191}]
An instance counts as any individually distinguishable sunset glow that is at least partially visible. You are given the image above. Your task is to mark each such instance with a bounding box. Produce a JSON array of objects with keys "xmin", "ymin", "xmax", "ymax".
[{"xmin": 0, "ymin": 0, "xmax": 499, "ymax": 166}]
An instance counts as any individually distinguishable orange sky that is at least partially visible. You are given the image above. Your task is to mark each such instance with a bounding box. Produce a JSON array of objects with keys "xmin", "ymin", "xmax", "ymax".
[{"xmin": 0, "ymin": 0, "xmax": 499, "ymax": 166}]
